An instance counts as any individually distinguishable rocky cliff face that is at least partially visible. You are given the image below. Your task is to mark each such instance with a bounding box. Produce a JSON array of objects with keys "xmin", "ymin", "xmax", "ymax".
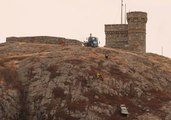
[{"xmin": 0, "ymin": 42, "xmax": 171, "ymax": 120}]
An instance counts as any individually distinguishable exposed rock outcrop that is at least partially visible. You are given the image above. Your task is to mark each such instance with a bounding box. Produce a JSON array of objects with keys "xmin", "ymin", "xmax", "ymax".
[{"xmin": 0, "ymin": 41, "xmax": 171, "ymax": 120}]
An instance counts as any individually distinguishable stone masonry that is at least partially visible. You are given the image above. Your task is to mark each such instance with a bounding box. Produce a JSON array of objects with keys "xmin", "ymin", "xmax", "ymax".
[
  {"xmin": 105, "ymin": 11, "xmax": 147, "ymax": 53},
  {"xmin": 6, "ymin": 36, "xmax": 82, "ymax": 46}
]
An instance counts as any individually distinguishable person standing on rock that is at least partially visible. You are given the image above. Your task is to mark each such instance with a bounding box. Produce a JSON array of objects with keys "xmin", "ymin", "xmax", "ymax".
[
  {"xmin": 105, "ymin": 54, "xmax": 108, "ymax": 59},
  {"xmin": 96, "ymin": 72, "xmax": 103, "ymax": 81}
]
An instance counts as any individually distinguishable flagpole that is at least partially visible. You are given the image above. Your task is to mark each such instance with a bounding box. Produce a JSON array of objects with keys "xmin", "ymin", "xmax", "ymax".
[{"xmin": 125, "ymin": 4, "xmax": 126, "ymax": 24}]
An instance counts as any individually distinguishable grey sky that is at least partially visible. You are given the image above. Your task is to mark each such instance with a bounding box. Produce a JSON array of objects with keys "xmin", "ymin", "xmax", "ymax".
[{"xmin": 0, "ymin": 0, "xmax": 171, "ymax": 58}]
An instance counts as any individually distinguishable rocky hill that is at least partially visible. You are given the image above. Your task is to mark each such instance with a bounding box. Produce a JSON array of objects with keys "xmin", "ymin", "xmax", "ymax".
[{"xmin": 0, "ymin": 41, "xmax": 171, "ymax": 120}]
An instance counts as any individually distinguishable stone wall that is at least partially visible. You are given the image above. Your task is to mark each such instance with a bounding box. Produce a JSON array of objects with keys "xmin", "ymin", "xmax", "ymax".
[
  {"xmin": 105, "ymin": 24, "xmax": 128, "ymax": 48},
  {"xmin": 6, "ymin": 36, "xmax": 82, "ymax": 46}
]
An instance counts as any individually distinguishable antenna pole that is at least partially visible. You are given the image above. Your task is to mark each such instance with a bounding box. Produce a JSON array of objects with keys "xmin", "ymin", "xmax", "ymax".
[
  {"xmin": 125, "ymin": 4, "xmax": 127, "ymax": 24},
  {"xmin": 161, "ymin": 47, "xmax": 163, "ymax": 56},
  {"xmin": 121, "ymin": 0, "xmax": 123, "ymax": 24}
]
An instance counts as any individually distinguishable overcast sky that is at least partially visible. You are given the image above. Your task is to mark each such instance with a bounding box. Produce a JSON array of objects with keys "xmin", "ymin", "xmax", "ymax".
[{"xmin": 0, "ymin": 0, "xmax": 171, "ymax": 58}]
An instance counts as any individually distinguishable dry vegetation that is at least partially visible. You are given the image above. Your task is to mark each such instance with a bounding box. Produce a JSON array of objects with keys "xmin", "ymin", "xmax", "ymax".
[{"xmin": 0, "ymin": 42, "xmax": 171, "ymax": 120}]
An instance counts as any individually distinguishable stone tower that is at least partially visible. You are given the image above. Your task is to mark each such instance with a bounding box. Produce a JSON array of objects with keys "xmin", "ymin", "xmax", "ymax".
[
  {"xmin": 105, "ymin": 11, "xmax": 148, "ymax": 53},
  {"xmin": 127, "ymin": 11, "xmax": 147, "ymax": 52}
]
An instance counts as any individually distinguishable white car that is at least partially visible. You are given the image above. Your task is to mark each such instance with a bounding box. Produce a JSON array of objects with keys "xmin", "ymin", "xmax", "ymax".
[{"xmin": 120, "ymin": 104, "xmax": 129, "ymax": 115}]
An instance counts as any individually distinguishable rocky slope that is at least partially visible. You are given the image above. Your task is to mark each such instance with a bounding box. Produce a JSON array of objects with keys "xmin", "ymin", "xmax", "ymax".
[{"xmin": 0, "ymin": 42, "xmax": 171, "ymax": 120}]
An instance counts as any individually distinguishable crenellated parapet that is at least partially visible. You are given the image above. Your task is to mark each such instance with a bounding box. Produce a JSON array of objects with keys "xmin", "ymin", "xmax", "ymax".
[
  {"xmin": 127, "ymin": 12, "xmax": 147, "ymax": 24},
  {"xmin": 105, "ymin": 24, "xmax": 128, "ymax": 33}
]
